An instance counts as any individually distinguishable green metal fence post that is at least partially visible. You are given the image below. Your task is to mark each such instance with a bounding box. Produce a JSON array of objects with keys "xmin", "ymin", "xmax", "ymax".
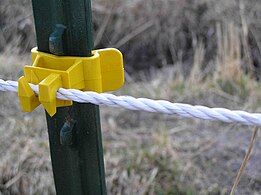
[{"xmin": 31, "ymin": 0, "xmax": 107, "ymax": 194}]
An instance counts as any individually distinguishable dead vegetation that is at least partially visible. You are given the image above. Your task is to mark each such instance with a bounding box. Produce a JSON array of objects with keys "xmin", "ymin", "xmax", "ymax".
[
  {"xmin": 0, "ymin": 0, "xmax": 260, "ymax": 78},
  {"xmin": 0, "ymin": 0, "xmax": 260, "ymax": 194}
]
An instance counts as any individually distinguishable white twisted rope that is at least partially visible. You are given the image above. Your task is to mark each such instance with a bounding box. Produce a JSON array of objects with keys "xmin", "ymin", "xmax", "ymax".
[{"xmin": 0, "ymin": 79, "xmax": 260, "ymax": 126}]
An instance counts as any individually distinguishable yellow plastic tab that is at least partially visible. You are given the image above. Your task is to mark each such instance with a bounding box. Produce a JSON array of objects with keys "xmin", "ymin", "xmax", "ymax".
[
  {"xmin": 18, "ymin": 47, "xmax": 124, "ymax": 116},
  {"xmin": 18, "ymin": 76, "xmax": 40, "ymax": 111}
]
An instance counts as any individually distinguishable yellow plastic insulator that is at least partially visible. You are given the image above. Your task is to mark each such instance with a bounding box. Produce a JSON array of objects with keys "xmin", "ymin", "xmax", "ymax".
[{"xmin": 18, "ymin": 47, "xmax": 124, "ymax": 116}]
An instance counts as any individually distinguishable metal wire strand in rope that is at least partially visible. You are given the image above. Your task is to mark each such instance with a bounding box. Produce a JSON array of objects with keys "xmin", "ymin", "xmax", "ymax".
[{"xmin": 0, "ymin": 79, "xmax": 261, "ymax": 126}]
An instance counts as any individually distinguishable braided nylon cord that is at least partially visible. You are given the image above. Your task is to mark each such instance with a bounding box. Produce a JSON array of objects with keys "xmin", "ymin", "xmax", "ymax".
[{"xmin": 0, "ymin": 79, "xmax": 260, "ymax": 126}]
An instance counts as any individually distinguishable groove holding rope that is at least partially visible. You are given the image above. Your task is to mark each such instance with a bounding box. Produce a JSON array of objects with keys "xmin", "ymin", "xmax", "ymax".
[{"xmin": 0, "ymin": 79, "xmax": 260, "ymax": 126}]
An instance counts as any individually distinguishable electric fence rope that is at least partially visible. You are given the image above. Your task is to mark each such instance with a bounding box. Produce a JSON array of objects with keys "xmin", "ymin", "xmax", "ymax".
[{"xmin": 0, "ymin": 79, "xmax": 260, "ymax": 126}]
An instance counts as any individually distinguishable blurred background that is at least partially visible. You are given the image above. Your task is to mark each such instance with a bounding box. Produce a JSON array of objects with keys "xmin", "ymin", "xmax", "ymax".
[{"xmin": 0, "ymin": 0, "xmax": 260, "ymax": 194}]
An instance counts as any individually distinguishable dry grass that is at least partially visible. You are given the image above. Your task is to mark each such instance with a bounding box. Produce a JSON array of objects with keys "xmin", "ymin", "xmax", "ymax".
[
  {"xmin": 0, "ymin": 0, "xmax": 260, "ymax": 77},
  {"xmin": 230, "ymin": 127, "xmax": 259, "ymax": 195},
  {"xmin": 0, "ymin": 0, "xmax": 261, "ymax": 194},
  {"xmin": 0, "ymin": 49, "xmax": 260, "ymax": 194}
]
